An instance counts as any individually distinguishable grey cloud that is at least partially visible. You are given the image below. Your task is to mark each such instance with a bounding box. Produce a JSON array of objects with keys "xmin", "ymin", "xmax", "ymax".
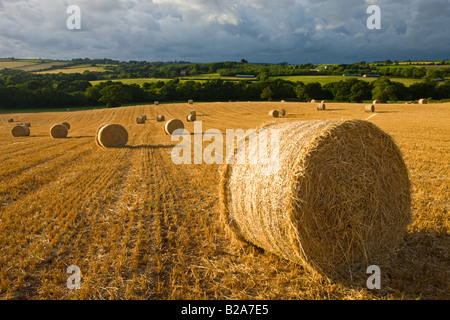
[{"xmin": 0, "ymin": 0, "xmax": 448, "ymax": 63}]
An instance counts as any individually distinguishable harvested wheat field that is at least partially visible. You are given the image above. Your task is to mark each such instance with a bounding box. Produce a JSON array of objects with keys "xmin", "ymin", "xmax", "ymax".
[{"xmin": 0, "ymin": 101, "xmax": 448, "ymax": 300}]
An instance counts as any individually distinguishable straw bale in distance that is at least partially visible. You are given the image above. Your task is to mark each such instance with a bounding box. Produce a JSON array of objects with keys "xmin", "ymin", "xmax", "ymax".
[
  {"xmin": 11, "ymin": 125, "xmax": 30, "ymax": 137},
  {"xmin": 310, "ymin": 99, "xmax": 316, "ymax": 103},
  {"xmin": 24, "ymin": 122, "xmax": 31, "ymax": 127},
  {"xmin": 188, "ymin": 100, "xmax": 194, "ymax": 104},
  {"xmin": 164, "ymin": 119, "xmax": 184, "ymax": 135},
  {"xmin": 186, "ymin": 114, "xmax": 196, "ymax": 122},
  {"xmin": 190, "ymin": 110, "xmax": 196, "ymax": 116},
  {"xmin": 97, "ymin": 124, "xmax": 128, "ymax": 148},
  {"xmin": 365, "ymin": 104, "xmax": 375, "ymax": 113},
  {"xmin": 317, "ymin": 103, "xmax": 326, "ymax": 110},
  {"xmin": 373, "ymin": 100, "xmax": 381, "ymax": 104},
  {"xmin": 136, "ymin": 116, "xmax": 145, "ymax": 124},
  {"xmin": 61, "ymin": 122, "xmax": 71, "ymax": 130},
  {"xmin": 280, "ymin": 109, "xmax": 286, "ymax": 116},
  {"xmin": 269, "ymin": 110, "xmax": 279, "ymax": 118},
  {"xmin": 419, "ymin": 98, "xmax": 428, "ymax": 104},
  {"xmin": 8, "ymin": 118, "xmax": 14, "ymax": 123},
  {"xmin": 50, "ymin": 124, "xmax": 68, "ymax": 139},
  {"xmin": 220, "ymin": 120, "xmax": 411, "ymax": 279},
  {"xmin": 156, "ymin": 115, "xmax": 165, "ymax": 122},
  {"xmin": 140, "ymin": 114, "xmax": 147, "ymax": 120},
  {"xmin": 154, "ymin": 101, "xmax": 159, "ymax": 105}
]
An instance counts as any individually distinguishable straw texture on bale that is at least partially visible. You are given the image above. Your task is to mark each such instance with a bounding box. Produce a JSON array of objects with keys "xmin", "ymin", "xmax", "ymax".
[
  {"xmin": 164, "ymin": 119, "xmax": 184, "ymax": 135},
  {"xmin": 156, "ymin": 115, "xmax": 165, "ymax": 122},
  {"xmin": 97, "ymin": 124, "xmax": 128, "ymax": 148},
  {"xmin": 365, "ymin": 104, "xmax": 375, "ymax": 113},
  {"xmin": 419, "ymin": 99, "xmax": 428, "ymax": 104},
  {"xmin": 136, "ymin": 116, "xmax": 145, "ymax": 124},
  {"xmin": 8, "ymin": 118, "xmax": 14, "ymax": 123},
  {"xmin": 220, "ymin": 120, "xmax": 411, "ymax": 278},
  {"xmin": 269, "ymin": 110, "xmax": 279, "ymax": 118},
  {"xmin": 186, "ymin": 114, "xmax": 197, "ymax": 122},
  {"xmin": 317, "ymin": 103, "xmax": 326, "ymax": 111},
  {"xmin": 11, "ymin": 125, "xmax": 30, "ymax": 137},
  {"xmin": 61, "ymin": 122, "xmax": 71, "ymax": 130},
  {"xmin": 50, "ymin": 124, "xmax": 68, "ymax": 138},
  {"xmin": 280, "ymin": 109, "xmax": 286, "ymax": 116}
]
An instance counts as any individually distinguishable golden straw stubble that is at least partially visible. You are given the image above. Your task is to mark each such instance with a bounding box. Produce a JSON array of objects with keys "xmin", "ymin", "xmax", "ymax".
[
  {"xmin": 220, "ymin": 120, "xmax": 412, "ymax": 279},
  {"xmin": 96, "ymin": 124, "xmax": 128, "ymax": 148}
]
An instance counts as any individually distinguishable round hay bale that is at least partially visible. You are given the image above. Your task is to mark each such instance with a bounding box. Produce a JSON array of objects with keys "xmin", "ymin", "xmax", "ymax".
[
  {"xmin": 154, "ymin": 101, "xmax": 159, "ymax": 106},
  {"xmin": 321, "ymin": 100, "xmax": 327, "ymax": 103},
  {"xmin": 365, "ymin": 104, "xmax": 375, "ymax": 113},
  {"xmin": 50, "ymin": 124, "xmax": 68, "ymax": 139},
  {"xmin": 310, "ymin": 99, "xmax": 316, "ymax": 103},
  {"xmin": 419, "ymin": 98, "xmax": 428, "ymax": 104},
  {"xmin": 8, "ymin": 118, "xmax": 14, "ymax": 123},
  {"xmin": 164, "ymin": 119, "xmax": 184, "ymax": 135},
  {"xmin": 11, "ymin": 125, "xmax": 30, "ymax": 137},
  {"xmin": 186, "ymin": 114, "xmax": 197, "ymax": 122},
  {"xmin": 97, "ymin": 124, "xmax": 128, "ymax": 148},
  {"xmin": 281, "ymin": 100, "xmax": 286, "ymax": 103},
  {"xmin": 190, "ymin": 110, "xmax": 197, "ymax": 116},
  {"xmin": 269, "ymin": 110, "xmax": 279, "ymax": 118},
  {"xmin": 220, "ymin": 120, "xmax": 411, "ymax": 278},
  {"xmin": 317, "ymin": 103, "xmax": 326, "ymax": 111},
  {"xmin": 156, "ymin": 115, "xmax": 165, "ymax": 122},
  {"xmin": 373, "ymin": 100, "xmax": 381, "ymax": 104},
  {"xmin": 61, "ymin": 122, "xmax": 71, "ymax": 130},
  {"xmin": 140, "ymin": 114, "xmax": 147, "ymax": 120},
  {"xmin": 188, "ymin": 100, "xmax": 194, "ymax": 104},
  {"xmin": 136, "ymin": 116, "xmax": 145, "ymax": 124},
  {"xmin": 24, "ymin": 122, "xmax": 31, "ymax": 127},
  {"xmin": 280, "ymin": 108, "xmax": 286, "ymax": 116}
]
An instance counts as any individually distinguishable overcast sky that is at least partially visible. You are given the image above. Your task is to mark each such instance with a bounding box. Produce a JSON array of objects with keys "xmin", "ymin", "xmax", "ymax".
[{"xmin": 0, "ymin": 0, "xmax": 449, "ymax": 64}]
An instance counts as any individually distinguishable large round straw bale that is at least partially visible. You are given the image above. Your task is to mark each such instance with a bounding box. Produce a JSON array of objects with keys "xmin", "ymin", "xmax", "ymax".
[
  {"xmin": 220, "ymin": 120, "xmax": 411, "ymax": 278},
  {"xmin": 61, "ymin": 122, "xmax": 71, "ymax": 130},
  {"xmin": 97, "ymin": 124, "xmax": 128, "ymax": 148},
  {"xmin": 269, "ymin": 110, "xmax": 279, "ymax": 118},
  {"xmin": 50, "ymin": 124, "xmax": 68, "ymax": 138},
  {"xmin": 373, "ymin": 100, "xmax": 380, "ymax": 104},
  {"xmin": 186, "ymin": 114, "xmax": 197, "ymax": 122},
  {"xmin": 188, "ymin": 100, "xmax": 194, "ymax": 104},
  {"xmin": 11, "ymin": 125, "xmax": 30, "ymax": 137},
  {"xmin": 365, "ymin": 104, "xmax": 375, "ymax": 113},
  {"xmin": 280, "ymin": 108, "xmax": 286, "ymax": 116},
  {"xmin": 164, "ymin": 119, "xmax": 184, "ymax": 135},
  {"xmin": 419, "ymin": 98, "xmax": 428, "ymax": 104},
  {"xmin": 136, "ymin": 116, "xmax": 145, "ymax": 124},
  {"xmin": 156, "ymin": 115, "xmax": 165, "ymax": 122},
  {"xmin": 8, "ymin": 118, "xmax": 14, "ymax": 123},
  {"xmin": 317, "ymin": 103, "xmax": 326, "ymax": 110}
]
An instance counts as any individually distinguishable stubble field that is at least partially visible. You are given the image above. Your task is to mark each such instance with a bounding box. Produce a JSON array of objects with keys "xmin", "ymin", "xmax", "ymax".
[{"xmin": 0, "ymin": 101, "xmax": 448, "ymax": 300}]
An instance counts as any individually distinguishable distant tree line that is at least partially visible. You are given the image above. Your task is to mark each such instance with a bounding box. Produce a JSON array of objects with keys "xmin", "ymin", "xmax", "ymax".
[{"xmin": 0, "ymin": 67, "xmax": 449, "ymax": 109}]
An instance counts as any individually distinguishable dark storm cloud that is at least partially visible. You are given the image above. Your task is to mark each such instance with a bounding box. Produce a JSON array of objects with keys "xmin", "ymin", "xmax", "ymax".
[{"xmin": 0, "ymin": 0, "xmax": 448, "ymax": 63}]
